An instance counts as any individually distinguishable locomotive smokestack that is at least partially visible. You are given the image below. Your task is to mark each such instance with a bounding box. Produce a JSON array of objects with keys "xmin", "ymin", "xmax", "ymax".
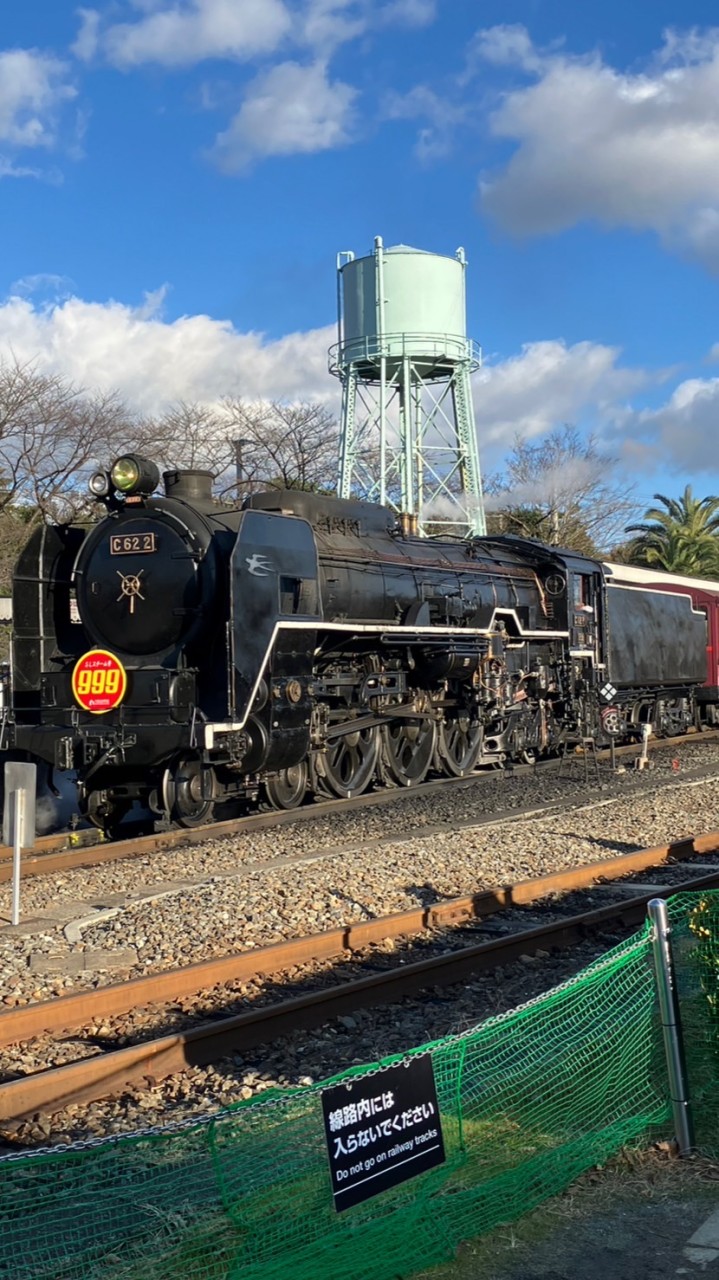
[{"xmin": 163, "ymin": 470, "xmax": 214, "ymax": 503}]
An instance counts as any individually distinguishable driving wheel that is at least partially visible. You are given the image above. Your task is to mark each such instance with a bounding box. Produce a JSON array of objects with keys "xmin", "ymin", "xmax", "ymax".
[
  {"xmin": 313, "ymin": 724, "xmax": 380, "ymax": 798},
  {"xmin": 436, "ymin": 714, "xmax": 483, "ymax": 778},
  {"xmin": 381, "ymin": 718, "xmax": 437, "ymax": 787}
]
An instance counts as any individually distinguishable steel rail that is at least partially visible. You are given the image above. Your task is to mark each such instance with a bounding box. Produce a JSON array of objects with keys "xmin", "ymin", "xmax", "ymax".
[
  {"xmin": 1, "ymin": 729, "xmax": 715, "ymax": 886},
  {"xmin": 2, "ymin": 830, "xmax": 719, "ymax": 1122},
  {"xmin": 1, "ymin": 829, "xmax": 716, "ymax": 1048},
  {"xmin": 3, "ymin": 869, "xmax": 719, "ymax": 1122}
]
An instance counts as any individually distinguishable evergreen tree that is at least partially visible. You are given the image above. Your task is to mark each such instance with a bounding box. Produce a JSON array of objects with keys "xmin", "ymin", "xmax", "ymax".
[{"xmin": 624, "ymin": 487, "xmax": 719, "ymax": 577}]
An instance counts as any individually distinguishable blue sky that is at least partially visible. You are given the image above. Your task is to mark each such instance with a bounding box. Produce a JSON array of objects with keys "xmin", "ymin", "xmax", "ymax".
[{"xmin": 2, "ymin": 0, "xmax": 719, "ymax": 513}]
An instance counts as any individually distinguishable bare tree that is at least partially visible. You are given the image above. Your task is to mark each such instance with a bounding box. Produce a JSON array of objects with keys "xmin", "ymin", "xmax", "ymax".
[
  {"xmin": 139, "ymin": 398, "xmax": 341, "ymax": 499},
  {"xmin": 0, "ymin": 356, "xmax": 141, "ymax": 522},
  {"xmin": 0, "ymin": 365, "xmax": 343, "ymax": 598},
  {"xmin": 484, "ymin": 426, "xmax": 639, "ymax": 555},
  {"xmin": 0, "ymin": 507, "xmax": 37, "ymax": 597},
  {"xmin": 0, "ymin": 356, "xmax": 149, "ymax": 594},
  {"xmin": 219, "ymin": 399, "xmax": 340, "ymax": 496},
  {"xmin": 137, "ymin": 401, "xmax": 236, "ymax": 477}
]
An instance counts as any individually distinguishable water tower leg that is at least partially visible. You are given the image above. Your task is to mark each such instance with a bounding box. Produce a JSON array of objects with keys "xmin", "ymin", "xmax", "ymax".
[
  {"xmin": 338, "ymin": 369, "xmax": 358, "ymax": 499},
  {"xmin": 379, "ymin": 355, "xmax": 388, "ymax": 507},
  {"xmin": 400, "ymin": 354, "xmax": 414, "ymax": 516},
  {"xmin": 452, "ymin": 367, "xmax": 485, "ymax": 535}
]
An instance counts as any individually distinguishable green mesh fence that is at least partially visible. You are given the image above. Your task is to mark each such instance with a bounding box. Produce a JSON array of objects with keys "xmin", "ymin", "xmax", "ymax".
[
  {"xmin": 0, "ymin": 924, "xmax": 673, "ymax": 1280},
  {"xmin": 666, "ymin": 890, "xmax": 719, "ymax": 1158}
]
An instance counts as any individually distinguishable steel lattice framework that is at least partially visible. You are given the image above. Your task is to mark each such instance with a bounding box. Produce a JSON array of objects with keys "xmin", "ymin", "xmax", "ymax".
[{"xmin": 330, "ymin": 239, "xmax": 486, "ymax": 537}]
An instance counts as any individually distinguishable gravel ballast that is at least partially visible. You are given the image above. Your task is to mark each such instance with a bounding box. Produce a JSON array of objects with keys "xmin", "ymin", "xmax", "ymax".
[
  {"xmin": 2, "ymin": 739, "xmax": 719, "ymax": 1147},
  {"xmin": 2, "ymin": 741, "xmax": 719, "ymax": 1007}
]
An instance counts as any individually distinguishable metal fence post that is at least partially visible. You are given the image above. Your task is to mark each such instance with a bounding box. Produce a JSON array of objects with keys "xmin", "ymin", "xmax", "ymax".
[
  {"xmin": 3, "ymin": 761, "xmax": 37, "ymax": 928},
  {"xmin": 11, "ymin": 788, "xmax": 23, "ymax": 927},
  {"xmin": 648, "ymin": 897, "xmax": 695, "ymax": 1155}
]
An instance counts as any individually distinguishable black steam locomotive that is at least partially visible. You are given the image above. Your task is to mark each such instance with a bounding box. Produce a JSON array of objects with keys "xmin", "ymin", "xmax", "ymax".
[{"xmin": 0, "ymin": 454, "xmax": 712, "ymax": 832}]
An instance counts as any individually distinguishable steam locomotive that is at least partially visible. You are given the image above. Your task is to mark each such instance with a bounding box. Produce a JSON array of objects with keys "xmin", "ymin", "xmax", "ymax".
[{"xmin": 2, "ymin": 453, "xmax": 718, "ymax": 833}]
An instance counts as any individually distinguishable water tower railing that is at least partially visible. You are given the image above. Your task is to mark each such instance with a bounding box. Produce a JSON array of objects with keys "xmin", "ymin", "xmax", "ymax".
[{"xmin": 328, "ymin": 332, "xmax": 482, "ymax": 377}]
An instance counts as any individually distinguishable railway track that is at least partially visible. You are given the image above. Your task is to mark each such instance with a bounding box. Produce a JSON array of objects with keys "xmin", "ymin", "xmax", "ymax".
[
  {"xmin": 2, "ymin": 826, "xmax": 719, "ymax": 1131},
  {"xmin": 2, "ymin": 728, "xmax": 715, "ymax": 886}
]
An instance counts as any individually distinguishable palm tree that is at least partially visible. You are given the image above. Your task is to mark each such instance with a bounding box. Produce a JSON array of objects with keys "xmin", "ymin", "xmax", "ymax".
[{"xmin": 625, "ymin": 487, "xmax": 719, "ymax": 577}]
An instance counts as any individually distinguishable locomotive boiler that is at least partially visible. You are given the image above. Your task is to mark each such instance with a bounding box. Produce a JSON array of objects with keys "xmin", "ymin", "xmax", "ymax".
[{"xmin": 0, "ymin": 455, "xmax": 712, "ymax": 833}]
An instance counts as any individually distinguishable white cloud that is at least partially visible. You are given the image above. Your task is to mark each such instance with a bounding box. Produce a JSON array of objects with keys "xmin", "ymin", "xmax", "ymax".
[
  {"xmin": 468, "ymin": 23, "xmax": 544, "ymax": 73},
  {"xmin": 71, "ymin": 9, "xmax": 101, "ymax": 62},
  {"xmin": 8, "ymin": 273, "xmax": 75, "ymax": 300},
  {"xmin": 473, "ymin": 339, "xmax": 645, "ymax": 447},
  {"xmin": 618, "ymin": 375, "xmax": 719, "ymax": 474},
  {"xmin": 297, "ymin": 0, "xmax": 438, "ymax": 55},
  {"xmin": 477, "ymin": 25, "xmax": 719, "ymax": 269},
  {"xmin": 382, "ymin": 84, "xmax": 468, "ymax": 160},
  {"xmin": 298, "ymin": 0, "xmax": 366, "ymax": 56},
  {"xmin": 76, "ymin": 0, "xmax": 438, "ymax": 67},
  {"xmin": 0, "ymin": 293, "xmax": 338, "ymax": 414},
  {"xmin": 77, "ymin": 0, "xmax": 293, "ymax": 69},
  {"xmin": 70, "ymin": 0, "xmax": 442, "ymax": 168},
  {"xmin": 0, "ymin": 294, "xmax": 661, "ymax": 478},
  {"xmin": 377, "ymin": 0, "xmax": 436, "ymax": 27},
  {"xmin": 0, "ymin": 157, "xmax": 46, "ymax": 180},
  {"xmin": 209, "ymin": 60, "xmax": 358, "ymax": 171},
  {"xmin": 0, "ymin": 49, "xmax": 76, "ymax": 149}
]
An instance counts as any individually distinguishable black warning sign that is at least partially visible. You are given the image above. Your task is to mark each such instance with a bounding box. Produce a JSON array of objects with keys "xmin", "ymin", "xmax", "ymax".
[{"xmin": 321, "ymin": 1055, "xmax": 445, "ymax": 1212}]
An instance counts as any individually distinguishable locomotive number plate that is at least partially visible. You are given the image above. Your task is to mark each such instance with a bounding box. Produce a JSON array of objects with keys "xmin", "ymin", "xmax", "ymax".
[{"xmin": 110, "ymin": 533, "xmax": 157, "ymax": 555}]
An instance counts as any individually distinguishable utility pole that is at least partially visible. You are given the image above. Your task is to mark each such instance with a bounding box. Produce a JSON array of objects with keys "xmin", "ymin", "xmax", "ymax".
[{"xmin": 233, "ymin": 438, "xmax": 252, "ymax": 497}]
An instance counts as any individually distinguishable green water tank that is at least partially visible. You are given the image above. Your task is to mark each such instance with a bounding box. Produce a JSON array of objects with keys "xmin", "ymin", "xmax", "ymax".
[{"xmin": 336, "ymin": 237, "xmax": 476, "ymax": 380}]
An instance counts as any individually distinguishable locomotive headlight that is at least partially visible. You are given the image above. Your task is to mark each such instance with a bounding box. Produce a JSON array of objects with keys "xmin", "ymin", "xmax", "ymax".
[
  {"xmin": 110, "ymin": 455, "xmax": 160, "ymax": 496},
  {"xmin": 111, "ymin": 456, "xmax": 140, "ymax": 492},
  {"xmin": 88, "ymin": 470, "xmax": 111, "ymax": 498}
]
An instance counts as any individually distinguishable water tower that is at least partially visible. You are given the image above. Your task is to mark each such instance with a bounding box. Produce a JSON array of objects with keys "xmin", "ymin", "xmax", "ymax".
[{"xmin": 330, "ymin": 236, "xmax": 485, "ymax": 536}]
